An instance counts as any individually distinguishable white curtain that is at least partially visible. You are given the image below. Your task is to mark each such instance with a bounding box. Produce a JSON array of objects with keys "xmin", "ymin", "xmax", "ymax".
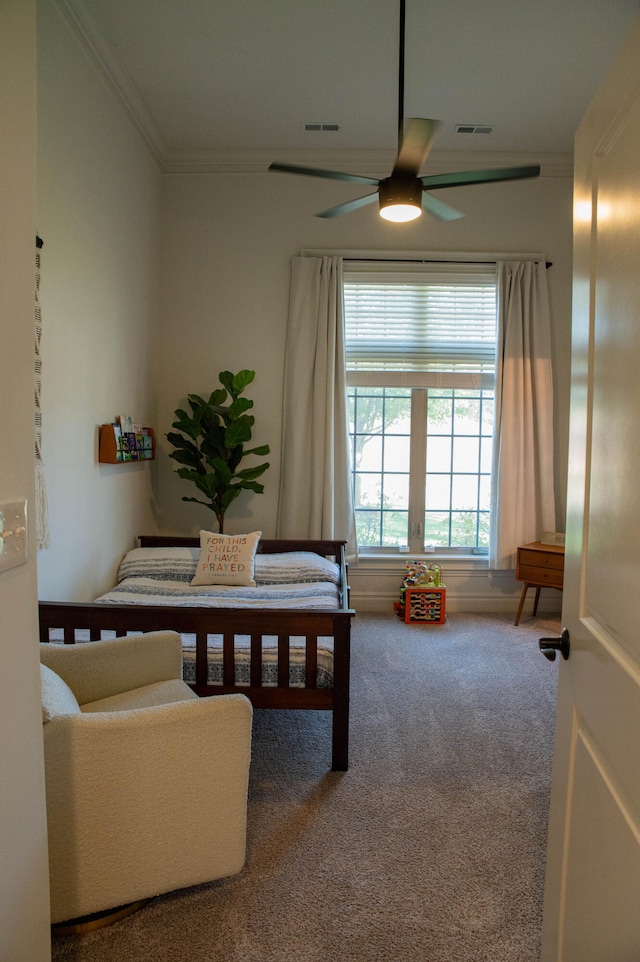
[
  {"xmin": 276, "ymin": 256, "xmax": 357, "ymax": 556},
  {"xmin": 490, "ymin": 261, "xmax": 557, "ymax": 569}
]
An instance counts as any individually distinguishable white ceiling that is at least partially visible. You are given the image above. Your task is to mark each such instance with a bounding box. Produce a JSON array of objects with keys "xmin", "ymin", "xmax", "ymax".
[{"xmin": 63, "ymin": 0, "xmax": 638, "ymax": 169}]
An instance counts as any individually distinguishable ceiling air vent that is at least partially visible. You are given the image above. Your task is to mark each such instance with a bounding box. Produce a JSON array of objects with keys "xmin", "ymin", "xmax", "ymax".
[
  {"xmin": 303, "ymin": 123, "xmax": 342, "ymax": 132},
  {"xmin": 455, "ymin": 124, "xmax": 494, "ymax": 135}
]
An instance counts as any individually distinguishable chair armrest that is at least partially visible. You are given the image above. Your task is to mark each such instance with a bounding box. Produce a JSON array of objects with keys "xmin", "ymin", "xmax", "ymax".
[
  {"xmin": 39, "ymin": 631, "xmax": 183, "ymax": 705},
  {"xmin": 44, "ymin": 692, "xmax": 253, "ymax": 922}
]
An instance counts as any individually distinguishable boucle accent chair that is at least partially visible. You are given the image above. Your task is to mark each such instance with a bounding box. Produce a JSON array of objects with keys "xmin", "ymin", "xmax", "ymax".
[{"xmin": 40, "ymin": 631, "xmax": 252, "ymax": 926}]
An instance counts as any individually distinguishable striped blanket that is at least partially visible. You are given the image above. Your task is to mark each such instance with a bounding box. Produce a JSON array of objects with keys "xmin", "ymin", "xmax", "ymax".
[
  {"xmin": 94, "ymin": 547, "xmax": 342, "ymax": 610},
  {"xmin": 180, "ymin": 644, "xmax": 335, "ymax": 688},
  {"xmin": 85, "ymin": 546, "xmax": 342, "ymax": 686}
]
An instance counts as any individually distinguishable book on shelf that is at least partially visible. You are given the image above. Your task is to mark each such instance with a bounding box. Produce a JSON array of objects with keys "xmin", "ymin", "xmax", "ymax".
[
  {"xmin": 111, "ymin": 422, "xmax": 124, "ymax": 462},
  {"xmin": 140, "ymin": 427, "xmax": 153, "ymax": 459},
  {"xmin": 126, "ymin": 432, "xmax": 139, "ymax": 460}
]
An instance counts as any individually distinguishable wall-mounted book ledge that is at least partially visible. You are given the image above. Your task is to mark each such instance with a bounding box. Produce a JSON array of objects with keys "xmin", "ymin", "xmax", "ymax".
[{"xmin": 99, "ymin": 423, "xmax": 156, "ymax": 463}]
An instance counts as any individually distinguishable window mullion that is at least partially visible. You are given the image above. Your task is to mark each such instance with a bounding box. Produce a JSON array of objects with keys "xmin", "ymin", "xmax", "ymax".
[{"xmin": 408, "ymin": 389, "xmax": 427, "ymax": 552}]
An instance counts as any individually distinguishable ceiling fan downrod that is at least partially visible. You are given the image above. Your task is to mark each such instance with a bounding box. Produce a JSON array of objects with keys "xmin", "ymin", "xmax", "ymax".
[{"xmin": 398, "ymin": 0, "xmax": 406, "ymax": 153}]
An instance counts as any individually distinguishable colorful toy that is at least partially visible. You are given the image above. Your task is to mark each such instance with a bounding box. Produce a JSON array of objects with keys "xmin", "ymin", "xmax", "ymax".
[{"xmin": 396, "ymin": 561, "xmax": 445, "ymax": 621}]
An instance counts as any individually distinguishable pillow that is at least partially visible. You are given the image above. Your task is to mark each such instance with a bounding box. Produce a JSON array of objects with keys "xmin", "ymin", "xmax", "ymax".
[
  {"xmin": 116, "ymin": 546, "xmax": 199, "ymax": 584},
  {"xmin": 40, "ymin": 663, "xmax": 81, "ymax": 723},
  {"xmin": 254, "ymin": 552, "xmax": 341, "ymax": 586},
  {"xmin": 191, "ymin": 530, "xmax": 261, "ymax": 586}
]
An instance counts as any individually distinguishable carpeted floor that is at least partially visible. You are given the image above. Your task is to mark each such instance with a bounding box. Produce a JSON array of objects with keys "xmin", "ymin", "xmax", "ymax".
[{"xmin": 51, "ymin": 611, "xmax": 560, "ymax": 962}]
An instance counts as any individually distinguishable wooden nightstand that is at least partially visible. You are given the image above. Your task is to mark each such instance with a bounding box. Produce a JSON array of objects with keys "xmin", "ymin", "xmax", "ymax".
[{"xmin": 514, "ymin": 541, "xmax": 565, "ymax": 625}]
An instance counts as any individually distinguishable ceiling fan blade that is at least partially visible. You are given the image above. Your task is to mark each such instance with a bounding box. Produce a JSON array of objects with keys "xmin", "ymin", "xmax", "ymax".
[
  {"xmin": 422, "ymin": 192, "xmax": 465, "ymax": 222},
  {"xmin": 392, "ymin": 118, "xmax": 441, "ymax": 178},
  {"xmin": 315, "ymin": 192, "xmax": 379, "ymax": 219},
  {"xmin": 269, "ymin": 162, "xmax": 378, "ymax": 187},
  {"xmin": 420, "ymin": 164, "xmax": 541, "ymax": 191}
]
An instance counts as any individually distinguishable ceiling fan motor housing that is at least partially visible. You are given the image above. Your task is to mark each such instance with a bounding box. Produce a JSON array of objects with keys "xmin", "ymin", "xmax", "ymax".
[{"xmin": 378, "ymin": 176, "xmax": 423, "ymax": 211}]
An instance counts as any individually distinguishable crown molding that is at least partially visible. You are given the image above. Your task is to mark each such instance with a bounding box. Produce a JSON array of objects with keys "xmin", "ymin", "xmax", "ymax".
[
  {"xmin": 54, "ymin": 0, "xmax": 165, "ymax": 165},
  {"xmin": 160, "ymin": 148, "xmax": 574, "ymax": 178}
]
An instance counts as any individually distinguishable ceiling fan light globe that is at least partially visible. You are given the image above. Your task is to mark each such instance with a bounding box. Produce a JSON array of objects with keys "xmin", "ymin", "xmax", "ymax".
[{"xmin": 380, "ymin": 202, "xmax": 422, "ymax": 222}]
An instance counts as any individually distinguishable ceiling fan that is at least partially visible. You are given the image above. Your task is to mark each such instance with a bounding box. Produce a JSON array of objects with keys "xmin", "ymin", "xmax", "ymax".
[{"xmin": 269, "ymin": 0, "xmax": 540, "ymax": 223}]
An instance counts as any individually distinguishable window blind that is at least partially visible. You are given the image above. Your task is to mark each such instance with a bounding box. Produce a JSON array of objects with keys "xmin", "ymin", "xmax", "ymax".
[{"xmin": 344, "ymin": 266, "xmax": 497, "ymax": 373}]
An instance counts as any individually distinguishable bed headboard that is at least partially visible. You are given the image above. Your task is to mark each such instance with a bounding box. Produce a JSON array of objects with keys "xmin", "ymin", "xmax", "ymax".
[
  {"xmin": 136, "ymin": 536, "xmax": 351, "ymax": 608},
  {"xmin": 137, "ymin": 535, "xmax": 346, "ymax": 557}
]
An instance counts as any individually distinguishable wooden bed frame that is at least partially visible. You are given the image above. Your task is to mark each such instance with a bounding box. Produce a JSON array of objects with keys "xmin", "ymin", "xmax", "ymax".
[{"xmin": 39, "ymin": 537, "xmax": 355, "ymax": 771}]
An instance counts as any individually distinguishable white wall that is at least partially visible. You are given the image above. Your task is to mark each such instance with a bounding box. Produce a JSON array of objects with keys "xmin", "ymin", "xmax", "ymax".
[
  {"xmin": 36, "ymin": 0, "xmax": 162, "ymax": 603},
  {"xmin": 157, "ymin": 162, "xmax": 573, "ymax": 612},
  {"xmin": 0, "ymin": 3, "xmax": 51, "ymax": 959}
]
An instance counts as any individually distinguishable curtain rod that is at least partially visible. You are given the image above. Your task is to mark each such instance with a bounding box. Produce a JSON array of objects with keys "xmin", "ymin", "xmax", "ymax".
[
  {"xmin": 301, "ymin": 249, "xmax": 551, "ymax": 267},
  {"xmin": 346, "ymin": 257, "xmax": 552, "ymax": 268}
]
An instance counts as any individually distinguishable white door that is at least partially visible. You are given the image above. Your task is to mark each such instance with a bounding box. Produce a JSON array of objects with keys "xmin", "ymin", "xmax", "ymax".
[{"xmin": 540, "ymin": 13, "xmax": 640, "ymax": 962}]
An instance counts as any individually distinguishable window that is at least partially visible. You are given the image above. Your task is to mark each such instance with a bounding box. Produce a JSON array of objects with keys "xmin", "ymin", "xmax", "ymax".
[{"xmin": 344, "ymin": 262, "xmax": 497, "ymax": 555}]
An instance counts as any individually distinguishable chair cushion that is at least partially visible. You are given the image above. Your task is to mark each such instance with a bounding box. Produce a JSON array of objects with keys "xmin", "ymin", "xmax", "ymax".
[
  {"xmin": 81, "ymin": 678, "xmax": 198, "ymax": 713},
  {"xmin": 40, "ymin": 664, "xmax": 81, "ymax": 723}
]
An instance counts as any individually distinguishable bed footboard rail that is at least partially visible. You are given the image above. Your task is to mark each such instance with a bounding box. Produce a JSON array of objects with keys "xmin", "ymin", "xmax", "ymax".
[{"xmin": 39, "ymin": 601, "xmax": 354, "ymax": 770}]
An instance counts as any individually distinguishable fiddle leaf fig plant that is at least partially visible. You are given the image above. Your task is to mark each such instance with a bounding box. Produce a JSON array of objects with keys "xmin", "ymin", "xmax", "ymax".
[{"xmin": 167, "ymin": 369, "xmax": 270, "ymax": 533}]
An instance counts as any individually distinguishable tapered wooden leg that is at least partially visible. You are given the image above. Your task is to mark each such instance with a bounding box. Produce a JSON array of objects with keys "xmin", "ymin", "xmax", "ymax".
[
  {"xmin": 514, "ymin": 583, "xmax": 529, "ymax": 626},
  {"xmin": 532, "ymin": 586, "xmax": 542, "ymax": 616}
]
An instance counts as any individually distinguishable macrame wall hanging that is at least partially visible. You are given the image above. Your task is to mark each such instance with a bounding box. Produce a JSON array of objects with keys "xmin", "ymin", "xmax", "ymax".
[{"xmin": 35, "ymin": 235, "xmax": 51, "ymax": 549}]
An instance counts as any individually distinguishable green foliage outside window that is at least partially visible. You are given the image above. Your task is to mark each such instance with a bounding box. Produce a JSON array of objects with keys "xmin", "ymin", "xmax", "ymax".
[{"xmin": 349, "ymin": 386, "xmax": 492, "ymax": 550}]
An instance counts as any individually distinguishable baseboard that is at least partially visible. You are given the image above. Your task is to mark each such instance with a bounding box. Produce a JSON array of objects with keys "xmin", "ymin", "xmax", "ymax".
[
  {"xmin": 352, "ymin": 592, "xmax": 563, "ymax": 616},
  {"xmin": 348, "ymin": 563, "xmax": 563, "ymax": 618}
]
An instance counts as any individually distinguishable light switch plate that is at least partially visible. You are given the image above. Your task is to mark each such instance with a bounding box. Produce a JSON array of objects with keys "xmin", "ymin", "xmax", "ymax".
[{"xmin": 0, "ymin": 499, "xmax": 28, "ymax": 572}]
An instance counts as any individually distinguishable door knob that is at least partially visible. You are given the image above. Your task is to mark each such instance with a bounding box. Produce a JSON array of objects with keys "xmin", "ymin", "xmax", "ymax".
[{"xmin": 539, "ymin": 627, "xmax": 570, "ymax": 661}]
